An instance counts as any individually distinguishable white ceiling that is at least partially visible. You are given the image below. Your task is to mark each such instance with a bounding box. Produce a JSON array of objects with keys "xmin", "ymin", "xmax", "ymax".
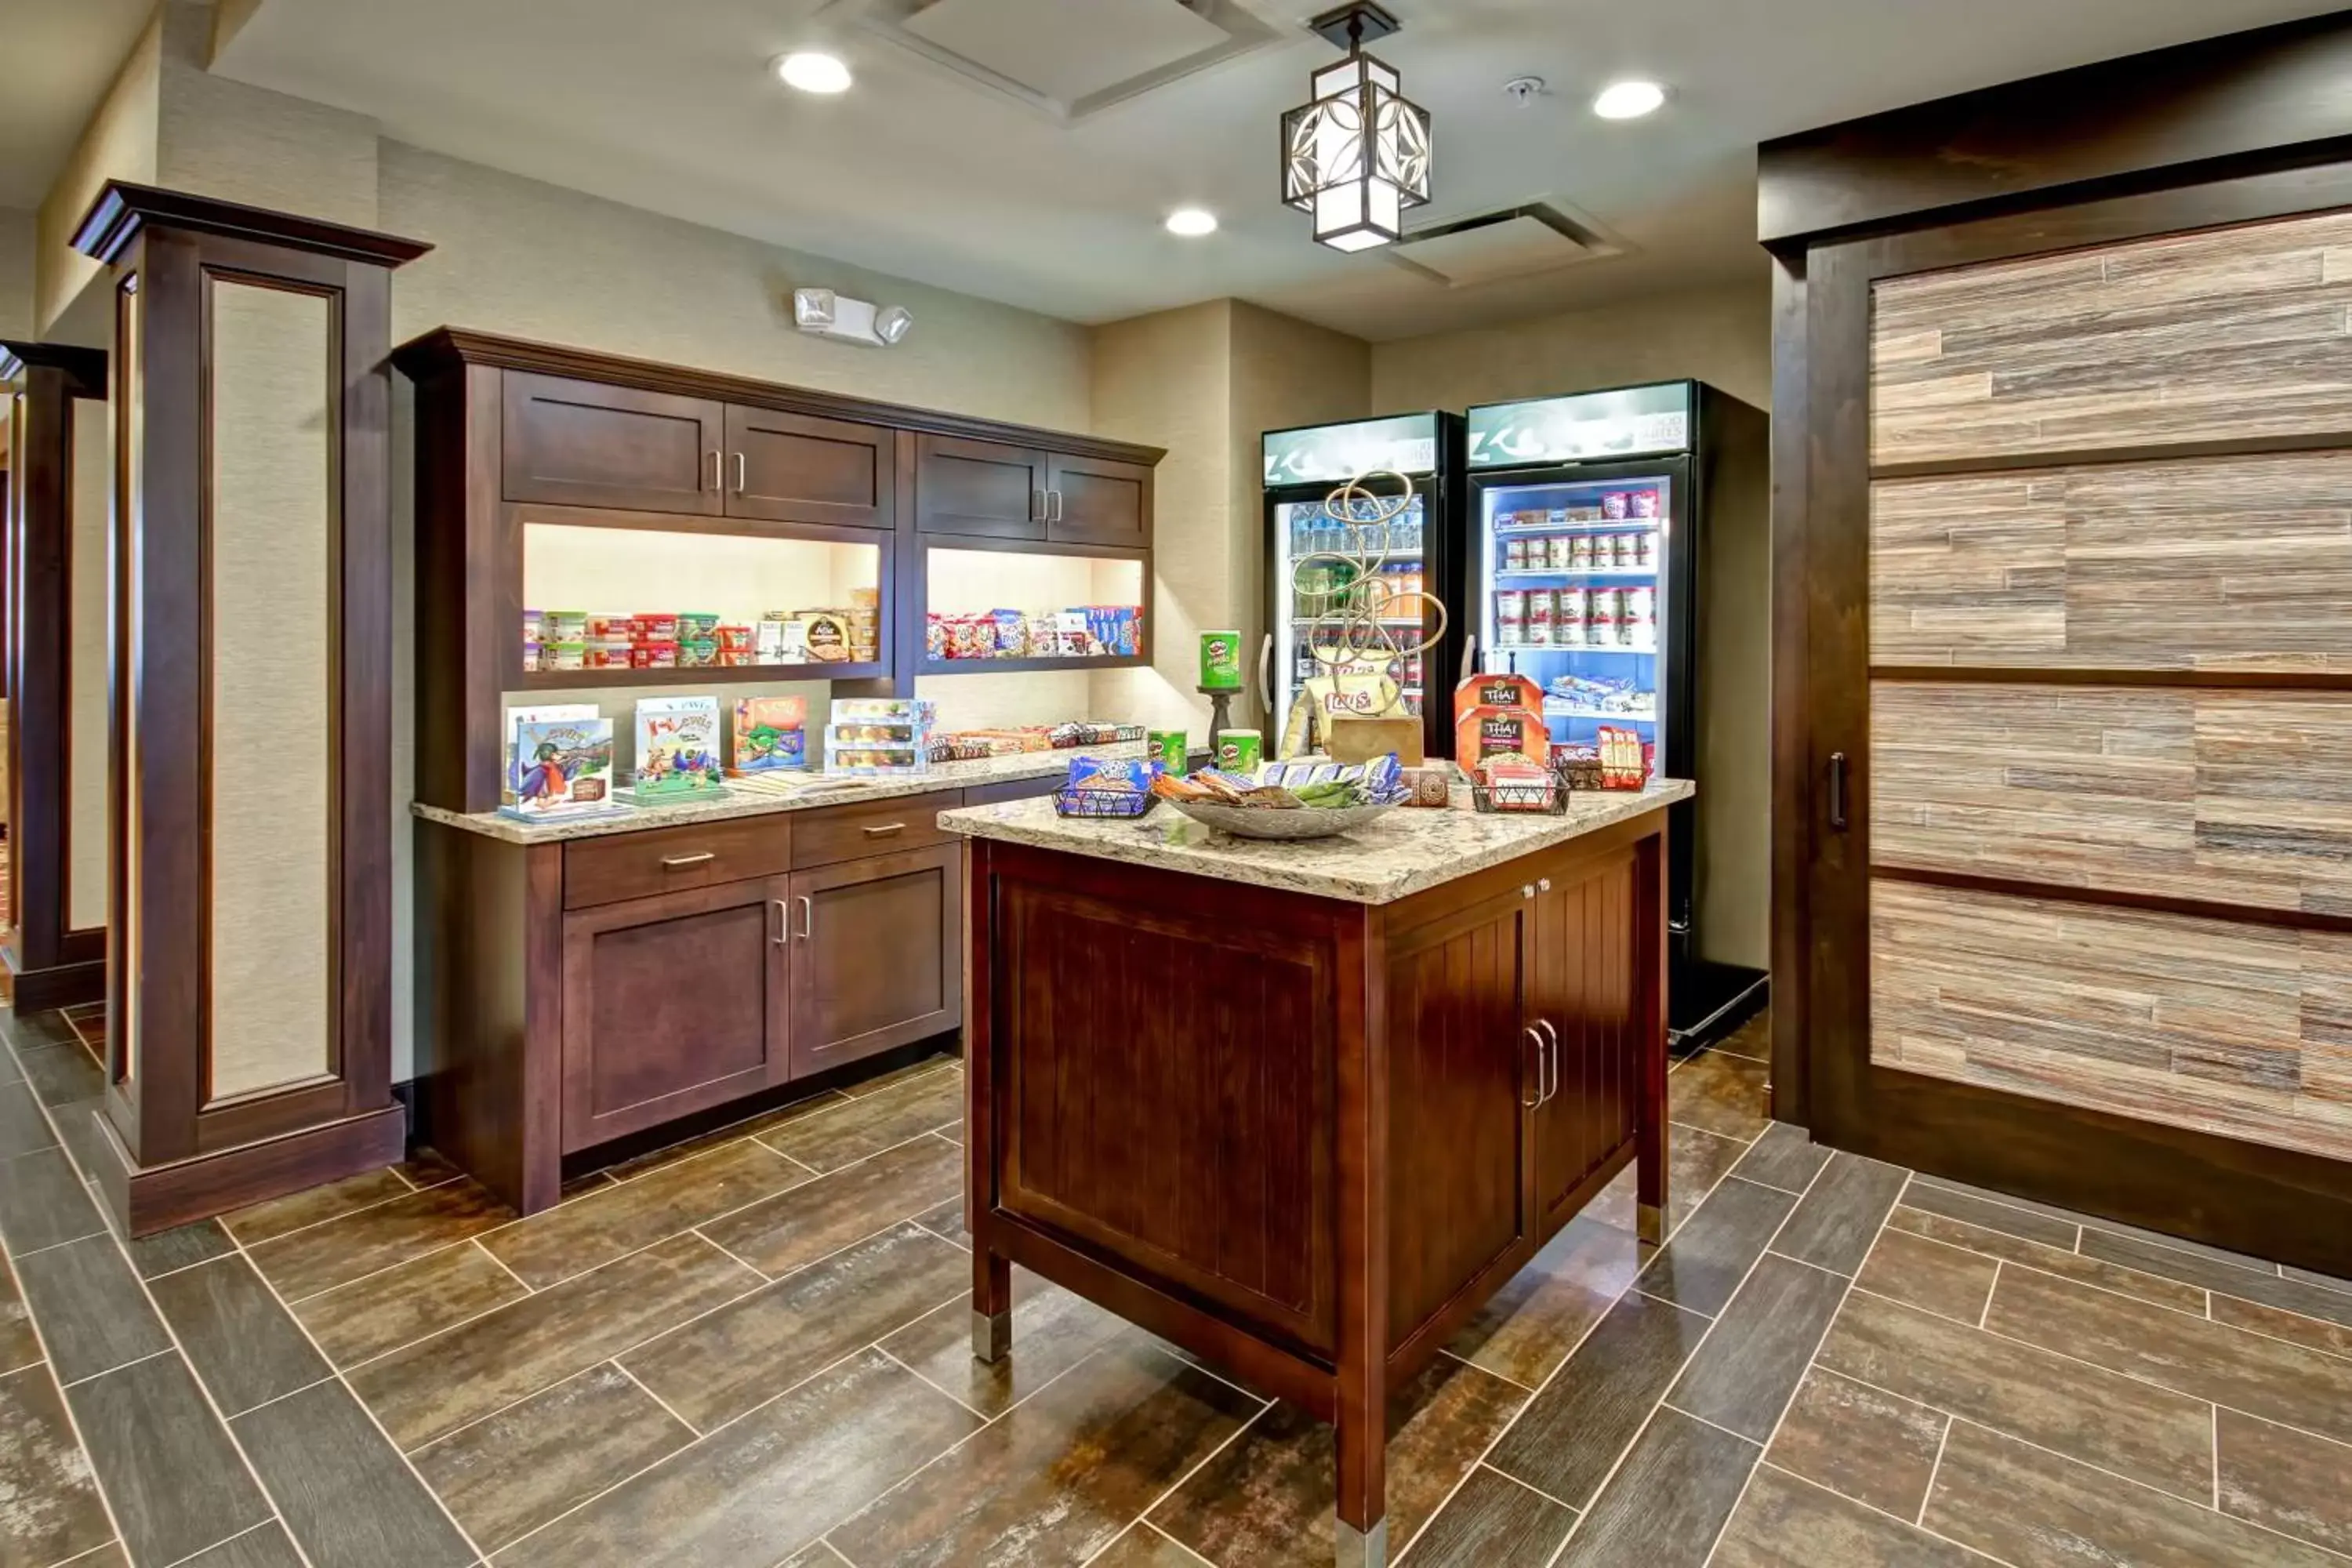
[
  {"xmin": 205, "ymin": 0, "xmax": 2337, "ymax": 339},
  {"xmin": 0, "ymin": 0, "xmax": 157, "ymax": 209}
]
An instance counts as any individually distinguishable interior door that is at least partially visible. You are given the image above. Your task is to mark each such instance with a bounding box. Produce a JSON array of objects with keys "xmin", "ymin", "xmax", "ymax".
[
  {"xmin": 726, "ymin": 405, "xmax": 895, "ymax": 528},
  {"xmin": 914, "ymin": 434, "xmax": 1047, "ymax": 539},
  {"xmin": 560, "ymin": 876, "xmax": 792, "ymax": 1149},
  {"xmin": 1046, "ymin": 452, "xmax": 1151, "ymax": 546},
  {"xmin": 788, "ymin": 844, "xmax": 961, "ymax": 1077},
  {"xmin": 503, "ymin": 372, "xmax": 724, "ymax": 514},
  {"xmin": 1803, "ymin": 196, "xmax": 2352, "ymax": 1269}
]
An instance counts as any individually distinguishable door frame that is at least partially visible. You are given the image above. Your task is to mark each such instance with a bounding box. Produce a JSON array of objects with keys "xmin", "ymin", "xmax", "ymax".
[{"xmin": 1784, "ymin": 160, "xmax": 2352, "ymax": 1274}]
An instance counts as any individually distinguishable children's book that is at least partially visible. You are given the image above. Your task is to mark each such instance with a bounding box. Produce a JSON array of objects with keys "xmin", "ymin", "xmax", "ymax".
[
  {"xmin": 633, "ymin": 695, "xmax": 725, "ymax": 798},
  {"xmin": 730, "ymin": 696, "xmax": 808, "ymax": 774},
  {"xmin": 503, "ymin": 704, "xmax": 597, "ymax": 804},
  {"xmin": 505, "ymin": 717, "xmax": 616, "ymax": 818}
]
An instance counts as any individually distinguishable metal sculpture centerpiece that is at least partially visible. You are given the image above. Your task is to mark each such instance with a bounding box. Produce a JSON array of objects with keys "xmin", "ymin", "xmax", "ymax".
[{"xmin": 1291, "ymin": 466, "xmax": 1447, "ymax": 692}]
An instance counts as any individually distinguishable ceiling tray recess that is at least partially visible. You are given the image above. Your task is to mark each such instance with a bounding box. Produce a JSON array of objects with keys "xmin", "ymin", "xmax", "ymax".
[{"xmin": 820, "ymin": 0, "xmax": 1284, "ymax": 123}]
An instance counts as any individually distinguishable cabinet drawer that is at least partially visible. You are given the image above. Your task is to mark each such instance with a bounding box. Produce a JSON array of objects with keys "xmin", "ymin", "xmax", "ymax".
[
  {"xmin": 792, "ymin": 789, "xmax": 964, "ymax": 868},
  {"xmin": 564, "ymin": 816, "xmax": 794, "ymax": 910}
]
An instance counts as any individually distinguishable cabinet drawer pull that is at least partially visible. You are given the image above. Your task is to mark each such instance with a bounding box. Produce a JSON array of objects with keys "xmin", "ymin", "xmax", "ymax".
[
  {"xmin": 771, "ymin": 899, "xmax": 788, "ymax": 947},
  {"xmin": 1521, "ymin": 1027, "xmax": 1544, "ymax": 1109},
  {"xmin": 734, "ymin": 451, "xmax": 748, "ymax": 494},
  {"xmin": 1534, "ymin": 1018, "xmax": 1560, "ymax": 1105},
  {"xmin": 862, "ymin": 822, "xmax": 907, "ymax": 839},
  {"xmin": 1047, "ymin": 489, "xmax": 1064, "ymax": 523},
  {"xmin": 798, "ymin": 894, "xmax": 815, "ymax": 939},
  {"xmin": 659, "ymin": 852, "xmax": 716, "ymax": 869},
  {"xmin": 706, "ymin": 449, "xmax": 720, "ymax": 491}
]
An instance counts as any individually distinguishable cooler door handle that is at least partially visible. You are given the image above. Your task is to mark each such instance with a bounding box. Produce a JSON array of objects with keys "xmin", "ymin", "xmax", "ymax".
[{"xmin": 1828, "ymin": 751, "xmax": 1850, "ymax": 831}]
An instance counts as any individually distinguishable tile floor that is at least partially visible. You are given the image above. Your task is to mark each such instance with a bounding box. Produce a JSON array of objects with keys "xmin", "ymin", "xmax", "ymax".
[{"xmin": 2, "ymin": 1004, "xmax": 2349, "ymax": 1567}]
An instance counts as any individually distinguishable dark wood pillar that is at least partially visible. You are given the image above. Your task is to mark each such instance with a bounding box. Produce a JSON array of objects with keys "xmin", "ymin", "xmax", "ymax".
[
  {"xmin": 71, "ymin": 182, "xmax": 430, "ymax": 1233},
  {"xmin": 2, "ymin": 342, "xmax": 110, "ymax": 1012}
]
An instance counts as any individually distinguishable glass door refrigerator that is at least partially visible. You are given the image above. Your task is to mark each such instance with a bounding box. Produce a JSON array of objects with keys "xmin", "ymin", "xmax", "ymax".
[
  {"xmin": 1262, "ymin": 412, "xmax": 1467, "ymax": 762},
  {"xmin": 1465, "ymin": 381, "xmax": 1769, "ymax": 1051}
]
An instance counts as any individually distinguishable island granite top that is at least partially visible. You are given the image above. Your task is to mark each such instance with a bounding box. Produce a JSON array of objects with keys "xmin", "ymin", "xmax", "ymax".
[
  {"xmin": 412, "ymin": 743, "xmax": 1148, "ymax": 845},
  {"xmin": 938, "ymin": 779, "xmax": 1693, "ymax": 905}
]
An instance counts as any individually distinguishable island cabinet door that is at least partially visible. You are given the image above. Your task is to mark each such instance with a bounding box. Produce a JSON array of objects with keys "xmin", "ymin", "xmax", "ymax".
[
  {"xmin": 1526, "ymin": 847, "xmax": 1643, "ymax": 1230},
  {"xmin": 559, "ymin": 875, "xmax": 793, "ymax": 1151},
  {"xmin": 787, "ymin": 844, "xmax": 961, "ymax": 1078},
  {"xmin": 1382, "ymin": 883, "xmax": 1536, "ymax": 1348}
]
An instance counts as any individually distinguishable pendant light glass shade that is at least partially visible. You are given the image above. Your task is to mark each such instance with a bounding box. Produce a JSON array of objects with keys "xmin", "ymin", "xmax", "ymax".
[{"xmin": 1282, "ymin": 45, "xmax": 1431, "ymax": 252}]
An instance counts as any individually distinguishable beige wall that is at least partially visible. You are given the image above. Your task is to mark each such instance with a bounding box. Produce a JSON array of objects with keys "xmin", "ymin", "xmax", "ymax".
[
  {"xmin": 0, "ymin": 208, "xmax": 34, "ymax": 341},
  {"xmin": 35, "ymin": 13, "xmax": 160, "ymax": 339},
  {"xmin": 1370, "ymin": 278, "xmax": 1772, "ymax": 416}
]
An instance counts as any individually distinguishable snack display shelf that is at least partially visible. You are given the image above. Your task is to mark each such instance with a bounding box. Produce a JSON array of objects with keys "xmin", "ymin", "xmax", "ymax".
[
  {"xmin": 920, "ymin": 653, "xmax": 1151, "ymax": 677},
  {"xmin": 520, "ymin": 659, "xmax": 890, "ymax": 690}
]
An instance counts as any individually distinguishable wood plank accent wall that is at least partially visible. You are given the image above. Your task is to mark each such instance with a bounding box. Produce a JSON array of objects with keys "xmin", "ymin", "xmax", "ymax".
[
  {"xmin": 1872, "ymin": 880, "xmax": 2352, "ymax": 1164},
  {"xmin": 1871, "ymin": 209, "xmax": 2352, "ymax": 466},
  {"xmin": 1866, "ymin": 205, "xmax": 2352, "ymax": 1167},
  {"xmin": 1871, "ymin": 453, "xmax": 2352, "ymax": 670}
]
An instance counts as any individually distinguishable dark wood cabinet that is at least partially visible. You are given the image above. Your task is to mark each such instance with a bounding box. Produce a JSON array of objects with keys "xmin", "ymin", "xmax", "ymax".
[
  {"xmin": 789, "ymin": 843, "xmax": 961, "ymax": 1078},
  {"xmin": 503, "ymin": 372, "xmax": 723, "ymax": 515},
  {"xmin": 915, "ymin": 434, "xmax": 1049, "ymax": 539},
  {"xmin": 1047, "ymin": 453, "xmax": 1152, "ymax": 547},
  {"xmin": 560, "ymin": 875, "xmax": 792, "ymax": 1150},
  {"xmin": 1528, "ymin": 851, "xmax": 1643, "ymax": 1232},
  {"xmin": 726, "ymin": 406, "xmax": 895, "ymax": 529},
  {"xmin": 1384, "ymin": 885, "xmax": 1534, "ymax": 1343}
]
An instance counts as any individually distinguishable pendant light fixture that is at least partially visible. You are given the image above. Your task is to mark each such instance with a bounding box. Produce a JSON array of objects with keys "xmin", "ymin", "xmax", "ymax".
[{"xmin": 1281, "ymin": 2, "xmax": 1432, "ymax": 253}]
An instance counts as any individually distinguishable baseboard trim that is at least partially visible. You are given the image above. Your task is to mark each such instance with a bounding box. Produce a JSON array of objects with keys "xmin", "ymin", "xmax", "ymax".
[{"xmin": 92, "ymin": 1102, "xmax": 408, "ymax": 1237}]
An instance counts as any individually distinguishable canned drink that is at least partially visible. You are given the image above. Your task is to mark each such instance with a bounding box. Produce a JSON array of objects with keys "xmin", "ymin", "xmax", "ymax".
[
  {"xmin": 1556, "ymin": 587, "xmax": 1589, "ymax": 647},
  {"xmin": 1149, "ymin": 729, "xmax": 1187, "ymax": 776},
  {"xmin": 1624, "ymin": 588, "xmax": 1657, "ymax": 646},
  {"xmin": 1526, "ymin": 589, "xmax": 1555, "ymax": 646},
  {"xmin": 1590, "ymin": 587, "xmax": 1622, "ymax": 645},
  {"xmin": 1570, "ymin": 533, "xmax": 1596, "ymax": 571},
  {"xmin": 1495, "ymin": 589, "xmax": 1526, "ymax": 645},
  {"xmin": 1215, "ymin": 730, "xmax": 1264, "ymax": 773}
]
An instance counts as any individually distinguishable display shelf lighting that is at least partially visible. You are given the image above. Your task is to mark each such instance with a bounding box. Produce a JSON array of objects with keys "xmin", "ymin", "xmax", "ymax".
[{"xmin": 1281, "ymin": 2, "xmax": 1431, "ymax": 254}]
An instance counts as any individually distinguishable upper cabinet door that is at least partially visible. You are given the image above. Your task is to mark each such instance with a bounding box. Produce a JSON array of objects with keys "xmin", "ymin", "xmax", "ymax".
[
  {"xmin": 726, "ymin": 406, "xmax": 896, "ymax": 529},
  {"xmin": 914, "ymin": 434, "xmax": 1048, "ymax": 539},
  {"xmin": 503, "ymin": 372, "xmax": 724, "ymax": 514},
  {"xmin": 1047, "ymin": 453, "xmax": 1152, "ymax": 547}
]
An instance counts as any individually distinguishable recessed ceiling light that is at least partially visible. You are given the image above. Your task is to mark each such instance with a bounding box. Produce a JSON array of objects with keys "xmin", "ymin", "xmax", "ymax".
[
  {"xmin": 1592, "ymin": 80, "xmax": 1666, "ymax": 119},
  {"xmin": 1165, "ymin": 208, "xmax": 1219, "ymax": 238},
  {"xmin": 776, "ymin": 52, "xmax": 853, "ymax": 95}
]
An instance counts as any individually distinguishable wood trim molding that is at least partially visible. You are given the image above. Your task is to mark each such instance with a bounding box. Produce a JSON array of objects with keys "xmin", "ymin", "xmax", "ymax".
[
  {"xmin": 71, "ymin": 180, "xmax": 433, "ymax": 268},
  {"xmin": 391, "ymin": 326, "xmax": 1166, "ymax": 468},
  {"xmin": 1868, "ymin": 863, "xmax": 2352, "ymax": 939},
  {"xmin": 1871, "ymin": 429, "xmax": 2352, "ymax": 481},
  {"xmin": 1870, "ymin": 666, "xmax": 2352, "ymax": 691},
  {"xmin": 1759, "ymin": 11, "xmax": 2352, "ymax": 249}
]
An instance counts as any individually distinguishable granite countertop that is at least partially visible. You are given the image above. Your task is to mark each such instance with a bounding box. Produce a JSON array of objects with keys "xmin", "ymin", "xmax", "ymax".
[
  {"xmin": 938, "ymin": 779, "xmax": 1694, "ymax": 905},
  {"xmin": 412, "ymin": 743, "xmax": 1149, "ymax": 845}
]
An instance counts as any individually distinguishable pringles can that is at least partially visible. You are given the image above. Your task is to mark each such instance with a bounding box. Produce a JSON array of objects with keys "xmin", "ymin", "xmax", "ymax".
[
  {"xmin": 1149, "ymin": 729, "xmax": 1187, "ymax": 776},
  {"xmin": 1199, "ymin": 630, "xmax": 1244, "ymax": 691},
  {"xmin": 1216, "ymin": 730, "xmax": 1264, "ymax": 773}
]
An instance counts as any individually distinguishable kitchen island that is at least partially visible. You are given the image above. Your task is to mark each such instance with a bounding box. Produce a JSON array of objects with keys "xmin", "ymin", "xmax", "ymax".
[{"xmin": 940, "ymin": 781, "xmax": 1691, "ymax": 1566}]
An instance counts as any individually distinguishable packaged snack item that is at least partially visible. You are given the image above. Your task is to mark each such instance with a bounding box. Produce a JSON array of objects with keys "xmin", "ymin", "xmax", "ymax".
[
  {"xmin": 1200, "ymin": 630, "xmax": 1244, "ymax": 689},
  {"xmin": 731, "ymin": 697, "xmax": 808, "ymax": 772},
  {"xmin": 1602, "ymin": 492, "xmax": 1630, "ymax": 521},
  {"xmin": 1149, "ymin": 730, "xmax": 1187, "ymax": 775},
  {"xmin": 991, "ymin": 608, "xmax": 1029, "ymax": 657},
  {"xmin": 1590, "ymin": 588, "xmax": 1621, "ymax": 645},
  {"xmin": 1597, "ymin": 725, "xmax": 1650, "ymax": 789},
  {"xmin": 1635, "ymin": 531, "xmax": 1657, "ymax": 568},
  {"xmin": 682, "ymin": 638, "xmax": 719, "ymax": 668},
  {"xmin": 1629, "ymin": 488, "xmax": 1662, "ymax": 519},
  {"xmin": 1494, "ymin": 590, "xmax": 1526, "ymax": 646},
  {"xmin": 631, "ymin": 640, "xmax": 679, "ymax": 669},
  {"xmin": 1548, "ymin": 535, "xmax": 1575, "ymax": 571},
  {"xmin": 1624, "ymin": 587, "xmax": 1657, "ymax": 644},
  {"xmin": 717, "ymin": 624, "xmax": 754, "ymax": 655},
  {"xmin": 836, "ymin": 698, "xmax": 939, "ymax": 726},
  {"xmin": 1557, "ymin": 588, "xmax": 1589, "ymax": 647},
  {"xmin": 588, "ymin": 640, "xmax": 632, "ymax": 670},
  {"xmin": 850, "ymin": 586, "xmax": 880, "ymax": 611},
  {"xmin": 636, "ymin": 612, "xmax": 681, "ymax": 642},
  {"xmin": 799, "ymin": 612, "xmax": 852, "ymax": 661},
  {"xmin": 521, "ymin": 609, "xmax": 543, "ymax": 642},
  {"xmin": 676, "ymin": 612, "xmax": 717, "ymax": 643},
  {"xmin": 1216, "ymin": 730, "xmax": 1265, "ymax": 771},
  {"xmin": 522, "ymin": 640, "xmax": 542, "ymax": 673},
  {"xmin": 543, "ymin": 610, "xmax": 587, "ymax": 643},
  {"xmin": 1066, "ymin": 755, "xmax": 1153, "ymax": 793},
  {"xmin": 1402, "ymin": 765, "xmax": 1452, "ymax": 807},
  {"xmin": 1505, "ymin": 536, "xmax": 1529, "ymax": 572},
  {"xmin": 549, "ymin": 640, "xmax": 586, "ymax": 671},
  {"xmin": 1526, "ymin": 589, "xmax": 1555, "ymax": 647},
  {"xmin": 587, "ymin": 612, "xmax": 633, "ymax": 640},
  {"xmin": 1570, "ymin": 533, "xmax": 1596, "ymax": 570}
]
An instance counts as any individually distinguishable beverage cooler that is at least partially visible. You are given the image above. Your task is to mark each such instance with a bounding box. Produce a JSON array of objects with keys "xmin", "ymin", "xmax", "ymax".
[
  {"xmin": 1465, "ymin": 381, "xmax": 1768, "ymax": 1048},
  {"xmin": 1262, "ymin": 412, "xmax": 1467, "ymax": 762}
]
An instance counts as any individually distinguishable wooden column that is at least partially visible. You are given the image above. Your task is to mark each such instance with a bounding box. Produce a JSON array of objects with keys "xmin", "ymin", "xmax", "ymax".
[
  {"xmin": 2, "ymin": 342, "xmax": 110, "ymax": 1012},
  {"xmin": 71, "ymin": 182, "xmax": 430, "ymax": 1234}
]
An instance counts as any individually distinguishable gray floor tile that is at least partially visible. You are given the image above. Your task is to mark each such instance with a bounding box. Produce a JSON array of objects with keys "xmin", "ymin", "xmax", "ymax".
[
  {"xmin": 150, "ymin": 1255, "xmax": 333, "ymax": 1416},
  {"xmin": 64, "ymin": 1352, "xmax": 273, "ymax": 1566},
  {"xmin": 232, "ymin": 1379, "xmax": 477, "ymax": 1568},
  {"xmin": 13, "ymin": 1234, "xmax": 171, "ymax": 1383}
]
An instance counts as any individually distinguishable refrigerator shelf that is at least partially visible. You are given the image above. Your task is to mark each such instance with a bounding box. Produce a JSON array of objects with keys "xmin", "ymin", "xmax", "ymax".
[
  {"xmin": 1544, "ymin": 704, "xmax": 1657, "ymax": 723},
  {"xmin": 1497, "ymin": 642, "xmax": 1658, "ymax": 656},
  {"xmin": 1494, "ymin": 568, "xmax": 1657, "ymax": 579},
  {"xmin": 1494, "ymin": 521, "xmax": 1661, "ymax": 539}
]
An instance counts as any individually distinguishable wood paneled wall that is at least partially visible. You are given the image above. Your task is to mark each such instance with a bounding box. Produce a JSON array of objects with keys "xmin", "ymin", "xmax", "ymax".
[
  {"xmin": 1871, "ymin": 209, "xmax": 2352, "ymax": 466},
  {"xmin": 1866, "ymin": 205, "xmax": 2352, "ymax": 1166}
]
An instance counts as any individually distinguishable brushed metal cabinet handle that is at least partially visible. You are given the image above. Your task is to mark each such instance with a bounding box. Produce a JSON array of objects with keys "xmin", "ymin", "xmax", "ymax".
[
  {"xmin": 1535, "ymin": 1019, "xmax": 1560, "ymax": 1104},
  {"xmin": 1521, "ymin": 884, "xmax": 1535, "ymax": 900},
  {"xmin": 659, "ymin": 851, "xmax": 715, "ymax": 868},
  {"xmin": 771, "ymin": 899, "xmax": 788, "ymax": 947},
  {"xmin": 1828, "ymin": 751, "xmax": 1850, "ymax": 831},
  {"xmin": 1049, "ymin": 489, "xmax": 1064, "ymax": 522},
  {"xmin": 1032, "ymin": 488, "xmax": 1045, "ymax": 522},
  {"xmin": 1537, "ymin": 877, "xmax": 1552, "ymax": 893},
  {"xmin": 734, "ymin": 452, "xmax": 748, "ymax": 494},
  {"xmin": 1520, "ymin": 1027, "xmax": 1544, "ymax": 1109},
  {"xmin": 798, "ymin": 894, "xmax": 815, "ymax": 939},
  {"xmin": 706, "ymin": 449, "xmax": 720, "ymax": 491},
  {"xmin": 862, "ymin": 822, "xmax": 906, "ymax": 838}
]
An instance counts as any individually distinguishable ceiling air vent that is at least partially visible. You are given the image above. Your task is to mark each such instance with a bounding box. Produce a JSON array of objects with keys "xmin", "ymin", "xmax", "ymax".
[
  {"xmin": 1385, "ymin": 203, "xmax": 1627, "ymax": 288},
  {"xmin": 818, "ymin": 0, "xmax": 1283, "ymax": 123}
]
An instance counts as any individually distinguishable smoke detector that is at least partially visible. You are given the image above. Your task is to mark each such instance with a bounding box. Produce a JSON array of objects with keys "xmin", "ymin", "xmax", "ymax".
[{"xmin": 1503, "ymin": 76, "xmax": 1545, "ymax": 106}]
